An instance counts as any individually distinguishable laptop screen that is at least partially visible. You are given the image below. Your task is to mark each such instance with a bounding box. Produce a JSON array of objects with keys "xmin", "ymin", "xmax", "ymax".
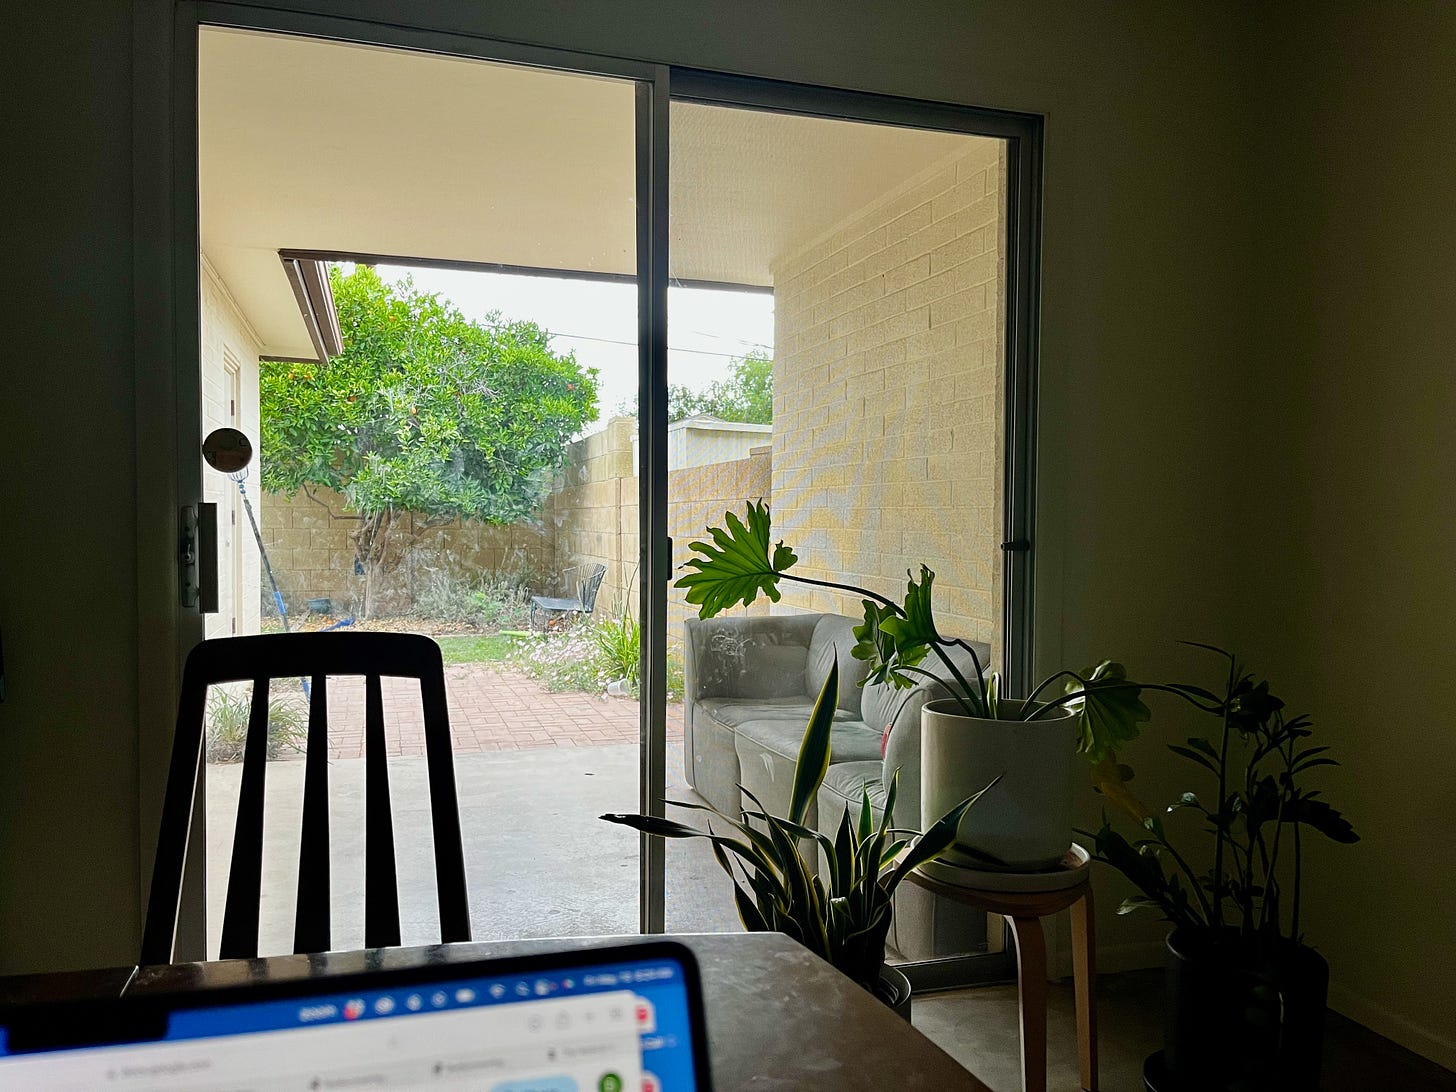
[{"xmin": 0, "ymin": 942, "xmax": 709, "ymax": 1092}]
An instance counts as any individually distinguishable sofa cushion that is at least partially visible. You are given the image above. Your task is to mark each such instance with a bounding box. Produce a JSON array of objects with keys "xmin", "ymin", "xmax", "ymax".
[
  {"xmin": 698, "ymin": 696, "xmax": 820, "ymax": 730},
  {"xmin": 687, "ymin": 620, "xmax": 813, "ymax": 700},
  {"xmin": 818, "ymin": 760, "xmax": 888, "ymax": 816},
  {"xmin": 807, "ymin": 615, "xmax": 870, "ymax": 716},
  {"xmin": 735, "ymin": 715, "xmax": 883, "ymax": 765}
]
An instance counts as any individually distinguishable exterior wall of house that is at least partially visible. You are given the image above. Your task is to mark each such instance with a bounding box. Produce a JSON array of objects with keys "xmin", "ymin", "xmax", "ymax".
[
  {"xmin": 664, "ymin": 417, "xmax": 772, "ymax": 471},
  {"xmin": 200, "ymin": 256, "xmax": 263, "ymax": 640},
  {"xmin": 768, "ymin": 139, "xmax": 1005, "ymax": 650}
]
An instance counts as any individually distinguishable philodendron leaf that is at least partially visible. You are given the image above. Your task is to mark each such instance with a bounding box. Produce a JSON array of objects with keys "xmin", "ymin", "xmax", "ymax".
[
  {"xmin": 876, "ymin": 566, "xmax": 939, "ymax": 685},
  {"xmin": 851, "ymin": 599, "xmax": 900, "ymax": 683},
  {"xmin": 1090, "ymin": 756, "xmax": 1152, "ymax": 824},
  {"xmin": 674, "ymin": 501, "xmax": 798, "ymax": 618},
  {"xmin": 1066, "ymin": 661, "xmax": 1152, "ymax": 764}
]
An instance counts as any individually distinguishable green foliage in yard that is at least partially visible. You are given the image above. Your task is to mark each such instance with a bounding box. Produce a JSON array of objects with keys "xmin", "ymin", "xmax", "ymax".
[
  {"xmin": 205, "ymin": 686, "xmax": 307, "ymax": 764},
  {"xmin": 435, "ymin": 634, "xmax": 514, "ymax": 665},
  {"xmin": 509, "ymin": 618, "xmax": 686, "ymax": 701},
  {"xmin": 259, "ymin": 266, "xmax": 598, "ymax": 615}
]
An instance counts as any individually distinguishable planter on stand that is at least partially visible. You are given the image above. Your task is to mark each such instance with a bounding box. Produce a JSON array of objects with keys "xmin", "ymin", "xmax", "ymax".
[{"xmin": 920, "ymin": 698, "xmax": 1078, "ymax": 871}]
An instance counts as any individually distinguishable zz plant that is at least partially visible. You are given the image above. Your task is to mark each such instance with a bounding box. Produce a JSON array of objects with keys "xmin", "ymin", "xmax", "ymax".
[
  {"xmin": 1083, "ymin": 644, "xmax": 1358, "ymax": 948},
  {"xmin": 675, "ymin": 501, "xmax": 1152, "ymax": 780},
  {"xmin": 602, "ymin": 661, "xmax": 997, "ymax": 991}
]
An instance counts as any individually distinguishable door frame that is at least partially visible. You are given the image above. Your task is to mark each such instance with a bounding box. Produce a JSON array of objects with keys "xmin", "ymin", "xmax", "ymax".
[
  {"xmin": 138, "ymin": 4, "xmax": 1044, "ymax": 975},
  {"xmin": 142, "ymin": 0, "xmax": 669, "ymax": 955}
]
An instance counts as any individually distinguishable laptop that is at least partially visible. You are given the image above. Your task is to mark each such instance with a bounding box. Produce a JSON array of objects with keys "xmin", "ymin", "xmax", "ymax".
[{"xmin": 0, "ymin": 941, "xmax": 711, "ymax": 1091}]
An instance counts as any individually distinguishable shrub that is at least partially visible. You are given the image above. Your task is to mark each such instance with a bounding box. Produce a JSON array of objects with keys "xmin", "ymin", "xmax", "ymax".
[
  {"xmin": 205, "ymin": 686, "xmax": 307, "ymax": 763},
  {"xmin": 413, "ymin": 565, "xmax": 540, "ymax": 631}
]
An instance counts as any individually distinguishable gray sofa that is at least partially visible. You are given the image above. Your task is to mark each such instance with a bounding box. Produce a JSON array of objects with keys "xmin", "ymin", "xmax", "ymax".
[{"xmin": 682, "ymin": 612, "xmax": 992, "ymax": 961}]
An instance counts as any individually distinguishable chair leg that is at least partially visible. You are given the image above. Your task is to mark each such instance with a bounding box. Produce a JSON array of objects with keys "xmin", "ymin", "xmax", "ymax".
[
  {"xmin": 1071, "ymin": 883, "xmax": 1099, "ymax": 1091},
  {"xmin": 1009, "ymin": 914, "xmax": 1048, "ymax": 1092}
]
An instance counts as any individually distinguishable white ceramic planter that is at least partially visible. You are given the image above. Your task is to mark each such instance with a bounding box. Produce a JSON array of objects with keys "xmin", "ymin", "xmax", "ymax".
[{"xmin": 920, "ymin": 697, "xmax": 1077, "ymax": 870}]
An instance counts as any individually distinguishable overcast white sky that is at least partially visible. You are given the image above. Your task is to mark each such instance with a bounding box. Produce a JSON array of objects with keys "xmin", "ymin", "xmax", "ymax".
[{"xmin": 371, "ymin": 263, "xmax": 775, "ymax": 424}]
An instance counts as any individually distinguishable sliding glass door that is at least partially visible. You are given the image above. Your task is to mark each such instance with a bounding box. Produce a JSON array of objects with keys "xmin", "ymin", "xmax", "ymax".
[
  {"xmin": 172, "ymin": 6, "xmax": 1040, "ymax": 975},
  {"xmin": 660, "ymin": 75, "xmax": 1041, "ymax": 985}
]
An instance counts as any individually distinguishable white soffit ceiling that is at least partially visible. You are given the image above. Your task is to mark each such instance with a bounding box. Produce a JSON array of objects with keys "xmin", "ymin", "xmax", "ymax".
[{"xmin": 200, "ymin": 27, "xmax": 991, "ymax": 358}]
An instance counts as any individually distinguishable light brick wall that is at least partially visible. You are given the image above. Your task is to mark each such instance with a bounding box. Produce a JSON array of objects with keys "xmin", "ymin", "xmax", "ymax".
[
  {"xmin": 548, "ymin": 417, "xmax": 772, "ymax": 642},
  {"xmin": 200, "ymin": 256, "xmax": 262, "ymax": 639},
  {"xmin": 259, "ymin": 488, "xmax": 553, "ymax": 618},
  {"xmin": 548, "ymin": 417, "xmax": 637, "ymax": 614},
  {"xmin": 769, "ymin": 139, "xmax": 1006, "ymax": 650},
  {"xmin": 667, "ymin": 445, "xmax": 773, "ymax": 641}
]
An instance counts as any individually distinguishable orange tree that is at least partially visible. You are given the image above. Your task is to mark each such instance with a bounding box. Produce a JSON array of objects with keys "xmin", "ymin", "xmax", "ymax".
[{"xmin": 260, "ymin": 266, "xmax": 598, "ymax": 616}]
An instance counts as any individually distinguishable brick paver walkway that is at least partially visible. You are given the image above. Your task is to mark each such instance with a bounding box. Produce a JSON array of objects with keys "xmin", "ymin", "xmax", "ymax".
[{"xmin": 316, "ymin": 663, "xmax": 683, "ymax": 759}]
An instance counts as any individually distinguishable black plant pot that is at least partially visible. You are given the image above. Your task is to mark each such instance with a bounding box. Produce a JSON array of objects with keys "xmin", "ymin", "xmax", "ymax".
[
  {"xmin": 875, "ymin": 964, "xmax": 913, "ymax": 1022},
  {"xmin": 1145, "ymin": 927, "xmax": 1328, "ymax": 1092}
]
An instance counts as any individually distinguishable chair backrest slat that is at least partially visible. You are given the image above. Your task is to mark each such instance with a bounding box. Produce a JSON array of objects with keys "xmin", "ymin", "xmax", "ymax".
[
  {"xmin": 363, "ymin": 673, "xmax": 401, "ymax": 949},
  {"xmin": 142, "ymin": 632, "xmax": 470, "ymax": 965},
  {"xmin": 293, "ymin": 674, "xmax": 330, "ymax": 955},
  {"xmin": 420, "ymin": 670, "xmax": 469, "ymax": 942},
  {"xmin": 218, "ymin": 677, "xmax": 272, "ymax": 959}
]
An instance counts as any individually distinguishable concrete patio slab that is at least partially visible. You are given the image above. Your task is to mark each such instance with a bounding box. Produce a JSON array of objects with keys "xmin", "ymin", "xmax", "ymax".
[{"xmin": 205, "ymin": 739, "xmax": 741, "ymax": 958}]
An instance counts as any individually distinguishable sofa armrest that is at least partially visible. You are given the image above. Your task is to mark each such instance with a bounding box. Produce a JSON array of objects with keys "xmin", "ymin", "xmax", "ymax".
[{"xmin": 683, "ymin": 614, "xmax": 821, "ymax": 702}]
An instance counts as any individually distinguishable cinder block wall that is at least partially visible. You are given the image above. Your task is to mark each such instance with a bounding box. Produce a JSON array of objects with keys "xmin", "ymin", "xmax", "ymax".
[
  {"xmin": 547, "ymin": 417, "xmax": 637, "ymax": 614},
  {"xmin": 548, "ymin": 417, "xmax": 773, "ymax": 643},
  {"xmin": 258, "ymin": 488, "xmax": 553, "ymax": 618},
  {"xmin": 667, "ymin": 446, "xmax": 773, "ymax": 641},
  {"xmin": 769, "ymin": 138, "xmax": 1006, "ymax": 649},
  {"xmin": 200, "ymin": 257, "xmax": 262, "ymax": 639}
]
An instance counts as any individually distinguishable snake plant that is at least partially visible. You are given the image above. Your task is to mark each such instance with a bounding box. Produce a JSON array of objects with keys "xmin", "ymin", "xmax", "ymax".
[{"xmin": 602, "ymin": 661, "xmax": 997, "ymax": 991}]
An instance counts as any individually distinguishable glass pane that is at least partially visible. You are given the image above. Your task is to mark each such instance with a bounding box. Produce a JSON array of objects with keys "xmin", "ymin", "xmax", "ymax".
[
  {"xmin": 198, "ymin": 26, "xmax": 640, "ymax": 955},
  {"xmin": 665, "ymin": 99, "xmax": 1010, "ymax": 967}
]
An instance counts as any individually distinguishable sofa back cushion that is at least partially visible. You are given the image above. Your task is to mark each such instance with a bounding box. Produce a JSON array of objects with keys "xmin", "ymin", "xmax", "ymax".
[
  {"xmin": 685, "ymin": 616, "xmax": 817, "ymax": 700},
  {"xmin": 806, "ymin": 614, "xmax": 870, "ymax": 716}
]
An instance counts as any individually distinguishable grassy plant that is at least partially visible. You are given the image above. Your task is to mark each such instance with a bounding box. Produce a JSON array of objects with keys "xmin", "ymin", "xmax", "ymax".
[
  {"xmin": 205, "ymin": 686, "xmax": 307, "ymax": 764},
  {"xmin": 591, "ymin": 606, "xmax": 641, "ymax": 689}
]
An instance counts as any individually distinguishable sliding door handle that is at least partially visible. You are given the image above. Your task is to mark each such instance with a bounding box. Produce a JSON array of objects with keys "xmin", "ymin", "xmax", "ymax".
[{"xmin": 179, "ymin": 503, "xmax": 219, "ymax": 613}]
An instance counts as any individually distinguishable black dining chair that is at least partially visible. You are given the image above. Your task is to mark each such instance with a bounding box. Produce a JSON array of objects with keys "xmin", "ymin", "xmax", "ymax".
[{"xmin": 141, "ymin": 631, "xmax": 471, "ymax": 965}]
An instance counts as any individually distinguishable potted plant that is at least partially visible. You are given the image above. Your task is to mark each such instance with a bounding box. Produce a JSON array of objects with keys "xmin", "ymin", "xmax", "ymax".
[
  {"xmin": 603, "ymin": 660, "xmax": 998, "ymax": 1017},
  {"xmin": 674, "ymin": 500, "xmax": 1150, "ymax": 870},
  {"xmin": 1081, "ymin": 644, "xmax": 1359, "ymax": 1091}
]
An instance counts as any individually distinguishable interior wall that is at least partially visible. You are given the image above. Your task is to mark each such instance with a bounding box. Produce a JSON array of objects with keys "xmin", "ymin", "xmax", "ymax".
[
  {"xmin": 9, "ymin": 0, "xmax": 1255, "ymax": 998},
  {"xmin": 1237, "ymin": 3, "xmax": 1456, "ymax": 1070},
  {"xmin": 1, "ymin": 1, "xmax": 141, "ymax": 972}
]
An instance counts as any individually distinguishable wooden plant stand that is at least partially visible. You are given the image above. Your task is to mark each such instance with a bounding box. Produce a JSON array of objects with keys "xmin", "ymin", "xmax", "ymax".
[{"xmin": 908, "ymin": 869, "xmax": 1098, "ymax": 1092}]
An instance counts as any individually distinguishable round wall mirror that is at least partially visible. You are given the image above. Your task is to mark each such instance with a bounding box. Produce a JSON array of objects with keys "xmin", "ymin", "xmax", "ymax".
[{"xmin": 202, "ymin": 427, "xmax": 253, "ymax": 474}]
